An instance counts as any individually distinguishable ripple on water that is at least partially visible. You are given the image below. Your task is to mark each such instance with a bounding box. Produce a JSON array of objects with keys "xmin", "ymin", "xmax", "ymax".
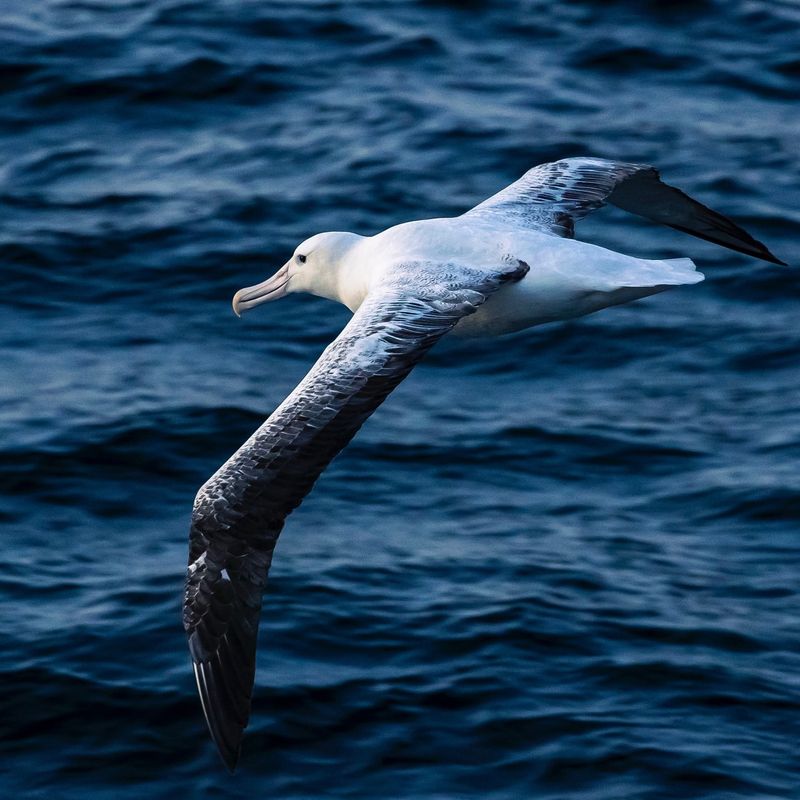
[{"xmin": 1, "ymin": 0, "xmax": 799, "ymax": 798}]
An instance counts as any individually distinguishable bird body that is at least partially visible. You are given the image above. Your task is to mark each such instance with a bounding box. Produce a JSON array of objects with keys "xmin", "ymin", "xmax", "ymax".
[
  {"xmin": 185, "ymin": 157, "xmax": 785, "ymax": 771},
  {"xmin": 343, "ymin": 218, "xmax": 703, "ymax": 335},
  {"xmin": 275, "ymin": 217, "xmax": 703, "ymax": 337}
]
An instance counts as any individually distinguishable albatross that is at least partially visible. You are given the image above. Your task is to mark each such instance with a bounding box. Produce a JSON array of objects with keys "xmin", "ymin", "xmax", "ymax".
[{"xmin": 183, "ymin": 157, "xmax": 784, "ymax": 770}]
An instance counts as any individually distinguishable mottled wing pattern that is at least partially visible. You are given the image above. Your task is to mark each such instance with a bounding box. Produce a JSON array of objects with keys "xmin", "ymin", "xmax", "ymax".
[
  {"xmin": 465, "ymin": 157, "xmax": 785, "ymax": 264},
  {"xmin": 466, "ymin": 157, "xmax": 643, "ymax": 237},
  {"xmin": 183, "ymin": 258, "xmax": 529, "ymax": 771}
]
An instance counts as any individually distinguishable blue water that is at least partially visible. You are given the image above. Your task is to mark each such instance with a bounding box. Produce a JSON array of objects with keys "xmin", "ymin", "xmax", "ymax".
[{"xmin": 2, "ymin": 1, "xmax": 800, "ymax": 797}]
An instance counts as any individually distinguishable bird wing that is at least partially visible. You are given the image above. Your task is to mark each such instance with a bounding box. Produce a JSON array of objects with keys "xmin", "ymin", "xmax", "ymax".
[
  {"xmin": 183, "ymin": 257, "xmax": 529, "ymax": 771},
  {"xmin": 464, "ymin": 156, "xmax": 785, "ymax": 265}
]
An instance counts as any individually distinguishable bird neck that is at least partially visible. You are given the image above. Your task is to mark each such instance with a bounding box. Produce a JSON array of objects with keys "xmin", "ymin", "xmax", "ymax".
[{"xmin": 315, "ymin": 236, "xmax": 369, "ymax": 312}]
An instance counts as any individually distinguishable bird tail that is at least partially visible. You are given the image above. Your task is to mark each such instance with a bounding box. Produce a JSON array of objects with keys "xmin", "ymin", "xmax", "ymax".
[{"xmin": 617, "ymin": 256, "xmax": 704, "ymax": 289}]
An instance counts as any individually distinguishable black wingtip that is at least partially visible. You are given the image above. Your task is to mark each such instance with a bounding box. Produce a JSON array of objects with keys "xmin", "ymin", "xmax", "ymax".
[
  {"xmin": 768, "ymin": 253, "xmax": 789, "ymax": 267},
  {"xmin": 741, "ymin": 239, "xmax": 787, "ymax": 266},
  {"xmin": 609, "ymin": 170, "xmax": 788, "ymax": 267},
  {"xmin": 219, "ymin": 743, "xmax": 240, "ymax": 774},
  {"xmin": 743, "ymin": 247, "xmax": 787, "ymax": 267},
  {"xmin": 668, "ymin": 222, "xmax": 787, "ymax": 266},
  {"xmin": 191, "ymin": 657, "xmax": 247, "ymax": 773}
]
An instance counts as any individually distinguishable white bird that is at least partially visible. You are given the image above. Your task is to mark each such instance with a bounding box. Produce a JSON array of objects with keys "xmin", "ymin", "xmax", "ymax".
[{"xmin": 183, "ymin": 157, "xmax": 784, "ymax": 770}]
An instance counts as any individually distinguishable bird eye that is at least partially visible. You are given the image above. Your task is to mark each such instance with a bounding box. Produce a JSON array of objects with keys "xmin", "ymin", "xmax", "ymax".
[{"xmin": 297, "ymin": 254, "xmax": 306, "ymax": 264}]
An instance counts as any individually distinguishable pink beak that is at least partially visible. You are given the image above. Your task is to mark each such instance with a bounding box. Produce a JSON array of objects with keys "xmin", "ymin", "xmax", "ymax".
[{"xmin": 231, "ymin": 264, "xmax": 290, "ymax": 317}]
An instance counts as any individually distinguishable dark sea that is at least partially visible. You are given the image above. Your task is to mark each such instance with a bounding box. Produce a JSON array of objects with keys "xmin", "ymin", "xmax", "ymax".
[{"xmin": 2, "ymin": 1, "xmax": 799, "ymax": 797}]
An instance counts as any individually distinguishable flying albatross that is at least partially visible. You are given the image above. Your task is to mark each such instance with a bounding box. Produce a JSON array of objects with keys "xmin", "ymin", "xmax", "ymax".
[{"xmin": 183, "ymin": 157, "xmax": 784, "ymax": 770}]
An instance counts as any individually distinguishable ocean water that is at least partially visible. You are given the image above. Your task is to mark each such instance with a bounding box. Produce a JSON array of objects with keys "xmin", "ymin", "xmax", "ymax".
[{"xmin": 2, "ymin": 1, "xmax": 799, "ymax": 797}]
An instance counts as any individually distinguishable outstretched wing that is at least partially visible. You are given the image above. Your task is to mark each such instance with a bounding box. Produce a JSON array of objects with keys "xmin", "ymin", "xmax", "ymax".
[
  {"xmin": 183, "ymin": 258, "xmax": 529, "ymax": 771},
  {"xmin": 465, "ymin": 156, "xmax": 785, "ymax": 265}
]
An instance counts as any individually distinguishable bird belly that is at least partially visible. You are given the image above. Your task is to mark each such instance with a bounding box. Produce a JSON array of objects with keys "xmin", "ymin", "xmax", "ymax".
[{"xmin": 451, "ymin": 270, "xmax": 665, "ymax": 337}]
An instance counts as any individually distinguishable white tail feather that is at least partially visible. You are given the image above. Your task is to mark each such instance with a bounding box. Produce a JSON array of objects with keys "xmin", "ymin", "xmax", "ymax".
[{"xmin": 614, "ymin": 256, "xmax": 704, "ymax": 289}]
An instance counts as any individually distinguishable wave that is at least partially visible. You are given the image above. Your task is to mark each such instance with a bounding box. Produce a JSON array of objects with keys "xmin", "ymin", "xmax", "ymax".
[{"xmin": 2, "ymin": 0, "xmax": 799, "ymax": 795}]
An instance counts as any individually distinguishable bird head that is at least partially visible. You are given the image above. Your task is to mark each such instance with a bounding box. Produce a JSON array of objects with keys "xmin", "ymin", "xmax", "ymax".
[{"xmin": 232, "ymin": 231, "xmax": 361, "ymax": 315}]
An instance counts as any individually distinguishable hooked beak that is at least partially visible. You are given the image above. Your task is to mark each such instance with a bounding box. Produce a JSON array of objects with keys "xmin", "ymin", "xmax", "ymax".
[{"xmin": 232, "ymin": 264, "xmax": 290, "ymax": 317}]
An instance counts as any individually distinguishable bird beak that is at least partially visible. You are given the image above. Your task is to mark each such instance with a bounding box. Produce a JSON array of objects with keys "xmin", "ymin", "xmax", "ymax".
[{"xmin": 232, "ymin": 264, "xmax": 290, "ymax": 317}]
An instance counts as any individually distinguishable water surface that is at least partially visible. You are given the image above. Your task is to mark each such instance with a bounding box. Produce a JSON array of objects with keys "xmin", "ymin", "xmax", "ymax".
[{"xmin": 2, "ymin": 1, "xmax": 799, "ymax": 797}]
